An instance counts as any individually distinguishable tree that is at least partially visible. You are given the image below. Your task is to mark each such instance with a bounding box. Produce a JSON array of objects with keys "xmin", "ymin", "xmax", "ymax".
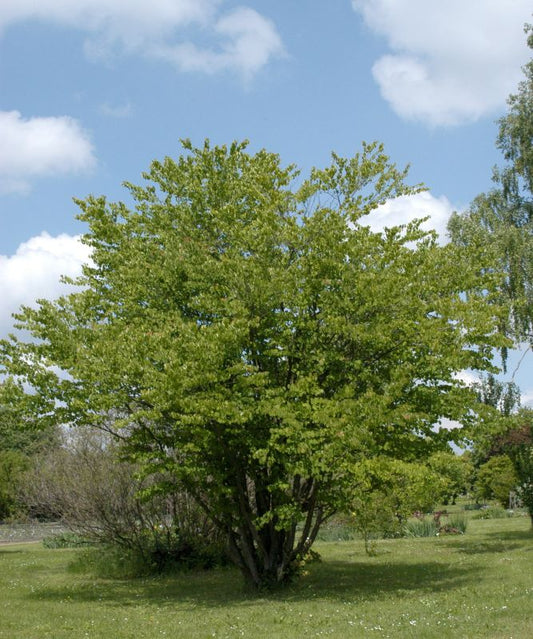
[
  {"xmin": 426, "ymin": 450, "xmax": 474, "ymax": 505},
  {"xmin": 0, "ymin": 139, "xmax": 507, "ymax": 587},
  {"xmin": 448, "ymin": 25, "xmax": 533, "ymax": 347},
  {"xmin": 0, "ymin": 386, "xmax": 58, "ymax": 520},
  {"xmin": 350, "ymin": 458, "xmax": 445, "ymax": 555},
  {"xmin": 475, "ymin": 455, "xmax": 519, "ymax": 507},
  {"xmin": 473, "ymin": 374, "xmax": 521, "ymax": 417},
  {"xmin": 488, "ymin": 409, "xmax": 533, "ymax": 526}
]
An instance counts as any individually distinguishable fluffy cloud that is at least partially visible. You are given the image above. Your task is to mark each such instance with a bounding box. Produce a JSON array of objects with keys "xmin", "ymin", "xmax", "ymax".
[
  {"xmin": 151, "ymin": 7, "xmax": 284, "ymax": 78},
  {"xmin": 0, "ymin": 233, "xmax": 91, "ymax": 337},
  {"xmin": 0, "ymin": 0, "xmax": 284, "ymax": 77},
  {"xmin": 0, "ymin": 111, "xmax": 96, "ymax": 194},
  {"xmin": 361, "ymin": 191, "xmax": 456, "ymax": 243},
  {"xmin": 352, "ymin": 0, "xmax": 532, "ymax": 126}
]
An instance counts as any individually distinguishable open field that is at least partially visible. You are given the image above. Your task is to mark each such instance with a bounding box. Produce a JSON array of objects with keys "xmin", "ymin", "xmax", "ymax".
[{"xmin": 1, "ymin": 516, "xmax": 531, "ymax": 639}]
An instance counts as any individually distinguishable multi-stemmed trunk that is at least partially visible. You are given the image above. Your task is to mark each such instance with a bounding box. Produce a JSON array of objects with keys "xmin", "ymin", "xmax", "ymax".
[{"xmin": 217, "ymin": 475, "xmax": 327, "ymax": 589}]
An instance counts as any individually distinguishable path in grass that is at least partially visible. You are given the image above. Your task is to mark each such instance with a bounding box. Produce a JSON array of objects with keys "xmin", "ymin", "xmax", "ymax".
[{"xmin": 0, "ymin": 516, "xmax": 531, "ymax": 638}]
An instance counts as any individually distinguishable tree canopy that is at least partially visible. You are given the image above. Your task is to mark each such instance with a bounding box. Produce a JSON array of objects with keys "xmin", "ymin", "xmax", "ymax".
[
  {"xmin": 448, "ymin": 25, "xmax": 533, "ymax": 347},
  {"xmin": 0, "ymin": 139, "xmax": 508, "ymax": 586}
]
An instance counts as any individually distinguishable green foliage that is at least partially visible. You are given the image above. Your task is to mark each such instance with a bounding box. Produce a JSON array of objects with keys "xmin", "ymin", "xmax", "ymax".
[
  {"xmin": 0, "ymin": 449, "xmax": 29, "ymax": 520},
  {"xmin": 473, "ymin": 374, "xmax": 521, "ymax": 417},
  {"xmin": 71, "ymin": 534, "xmax": 230, "ymax": 579},
  {"xmin": 475, "ymin": 455, "xmax": 519, "ymax": 507},
  {"xmin": 448, "ymin": 26, "xmax": 533, "ymax": 345},
  {"xmin": 494, "ymin": 409, "xmax": 533, "ymax": 525},
  {"xmin": 472, "ymin": 506, "xmax": 513, "ymax": 520},
  {"xmin": 403, "ymin": 511, "xmax": 468, "ymax": 537},
  {"xmin": 403, "ymin": 517, "xmax": 439, "ymax": 538},
  {"xmin": 349, "ymin": 457, "xmax": 445, "ymax": 553},
  {"xmin": 443, "ymin": 513, "xmax": 468, "ymax": 534},
  {"xmin": 463, "ymin": 502, "xmax": 484, "ymax": 511},
  {"xmin": 0, "ymin": 139, "xmax": 509, "ymax": 587},
  {"xmin": 426, "ymin": 451, "xmax": 473, "ymax": 504},
  {"xmin": 0, "ymin": 384, "xmax": 60, "ymax": 521},
  {"xmin": 471, "ymin": 407, "xmax": 533, "ymax": 525}
]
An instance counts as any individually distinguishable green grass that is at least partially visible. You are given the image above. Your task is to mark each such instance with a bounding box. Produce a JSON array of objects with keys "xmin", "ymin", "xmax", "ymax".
[{"xmin": 0, "ymin": 517, "xmax": 531, "ymax": 638}]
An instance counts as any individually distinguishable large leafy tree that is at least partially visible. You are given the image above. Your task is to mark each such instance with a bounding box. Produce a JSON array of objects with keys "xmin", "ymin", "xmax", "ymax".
[
  {"xmin": 448, "ymin": 25, "xmax": 533, "ymax": 347},
  {"xmin": 0, "ymin": 140, "xmax": 506, "ymax": 587}
]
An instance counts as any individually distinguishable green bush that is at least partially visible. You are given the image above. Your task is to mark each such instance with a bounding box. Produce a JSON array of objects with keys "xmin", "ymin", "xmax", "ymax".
[
  {"xmin": 0, "ymin": 450, "xmax": 29, "ymax": 521},
  {"xmin": 69, "ymin": 532, "xmax": 230, "ymax": 579},
  {"xmin": 21, "ymin": 427, "xmax": 228, "ymax": 573},
  {"xmin": 472, "ymin": 506, "xmax": 513, "ymax": 520}
]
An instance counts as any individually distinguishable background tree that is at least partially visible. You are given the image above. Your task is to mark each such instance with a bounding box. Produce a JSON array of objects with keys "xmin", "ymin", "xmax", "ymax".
[
  {"xmin": 0, "ymin": 140, "xmax": 508, "ymax": 588},
  {"xmin": 349, "ymin": 457, "xmax": 445, "ymax": 555},
  {"xmin": 0, "ymin": 388, "xmax": 58, "ymax": 520},
  {"xmin": 473, "ymin": 374, "xmax": 521, "ymax": 417},
  {"xmin": 448, "ymin": 25, "xmax": 533, "ymax": 348},
  {"xmin": 475, "ymin": 455, "xmax": 519, "ymax": 507},
  {"xmin": 426, "ymin": 450, "xmax": 474, "ymax": 505},
  {"xmin": 486, "ymin": 409, "xmax": 533, "ymax": 526}
]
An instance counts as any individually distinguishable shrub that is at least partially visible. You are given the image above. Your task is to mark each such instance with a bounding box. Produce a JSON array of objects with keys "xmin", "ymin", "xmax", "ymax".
[
  {"xmin": 20, "ymin": 427, "xmax": 227, "ymax": 573},
  {"xmin": 0, "ymin": 450, "xmax": 29, "ymax": 521},
  {"xmin": 472, "ymin": 506, "xmax": 513, "ymax": 520}
]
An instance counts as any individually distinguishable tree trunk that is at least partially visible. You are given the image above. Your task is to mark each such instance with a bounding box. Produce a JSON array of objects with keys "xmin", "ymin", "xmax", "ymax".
[{"xmin": 225, "ymin": 502, "xmax": 325, "ymax": 588}]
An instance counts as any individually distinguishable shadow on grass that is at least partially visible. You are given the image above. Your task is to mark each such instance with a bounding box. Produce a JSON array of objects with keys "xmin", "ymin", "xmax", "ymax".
[
  {"xmin": 449, "ymin": 541, "xmax": 524, "ymax": 555},
  {"xmin": 482, "ymin": 529, "xmax": 532, "ymax": 540},
  {"xmin": 26, "ymin": 557, "xmax": 483, "ymax": 610},
  {"xmin": 439, "ymin": 527, "xmax": 532, "ymax": 554}
]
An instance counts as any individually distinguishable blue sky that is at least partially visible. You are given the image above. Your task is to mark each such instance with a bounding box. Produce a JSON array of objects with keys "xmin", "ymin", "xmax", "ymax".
[{"xmin": 0, "ymin": 0, "xmax": 532, "ymax": 405}]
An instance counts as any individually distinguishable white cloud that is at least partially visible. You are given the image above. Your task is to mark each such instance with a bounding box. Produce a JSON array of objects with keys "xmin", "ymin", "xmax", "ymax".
[
  {"xmin": 0, "ymin": 233, "xmax": 91, "ymax": 337},
  {"xmin": 0, "ymin": 0, "xmax": 284, "ymax": 78},
  {"xmin": 0, "ymin": 111, "xmax": 96, "ymax": 194},
  {"xmin": 352, "ymin": 0, "xmax": 532, "ymax": 126},
  {"xmin": 152, "ymin": 7, "xmax": 284, "ymax": 78},
  {"xmin": 361, "ymin": 191, "xmax": 456, "ymax": 243}
]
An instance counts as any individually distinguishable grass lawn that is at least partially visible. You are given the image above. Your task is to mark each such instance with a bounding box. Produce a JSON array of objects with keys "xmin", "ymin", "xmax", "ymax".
[{"xmin": 1, "ymin": 516, "xmax": 531, "ymax": 638}]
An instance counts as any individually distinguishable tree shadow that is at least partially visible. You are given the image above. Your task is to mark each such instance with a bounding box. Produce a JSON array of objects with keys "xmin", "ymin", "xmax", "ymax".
[
  {"xmin": 449, "ymin": 541, "xmax": 524, "ymax": 555},
  {"xmin": 27, "ymin": 558, "xmax": 483, "ymax": 609},
  {"xmin": 483, "ymin": 528, "xmax": 532, "ymax": 539},
  {"xmin": 482, "ymin": 529, "xmax": 533, "ymax": 545},
  {"xmin": 438, "ymin": 527, "xmax": 532, "ymax": 554}
]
